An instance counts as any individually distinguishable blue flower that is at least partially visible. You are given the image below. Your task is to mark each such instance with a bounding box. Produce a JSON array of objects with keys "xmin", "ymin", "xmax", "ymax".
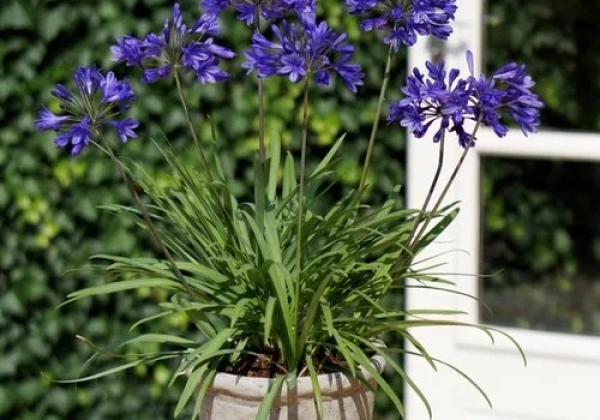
[
  {"xmin": 111, "ymin": 3, "xmax": 235, "ymax": 84},
  {"xmin": 110, "ymin": 118, "xmax": 139, "ymax": 143},
  {"xmin": 465, "ymin": 51, "xmax": 543, "ymax": 138},
  {"xmin": 488, "ymin": 61, "xmax": 544, "ymax": 136},
  {"xmin": 50, "ymin": 84, "xmax": 73, "ymax": 102},
  {"xmin": 36, "ymin": 66, "xmax": 138, "ymax": 155},
  {"xmin": 36, "ymin": 106, "xmax": 70, "ymax": 131},
  {"xmin": 388, "ymin": 51, "xmax": 543, "ymax": 147},
  {"xmin": 201, "ymin": 0, "xmax": 315, "ymax": 26},
  {"xmin": 388, "ymin": 59, "xmax": 471, "ymax": 146},
  {"xmin": 110, "ymin": 36, "xmax": 146, "ymax": 67},
  {"xmin": 101, "ymin": 71, "xmax": 136, "ymax": 105},
  {"xmin": 54, "ymin": 117, "xmax": 92, "ymax": 156},
  {"xmin": 345, "ymin": 0, "xmax": 457, "ymax": 51},
  {"xmin": 243, "ymin": 19, "xmax": 364, "ymax": 93},
  {"xmin": 74, "ymin": 66, "xmax": 102, "ymax": 96}
]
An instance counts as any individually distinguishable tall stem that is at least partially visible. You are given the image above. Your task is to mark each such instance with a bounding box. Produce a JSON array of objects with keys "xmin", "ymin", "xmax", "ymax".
[
  {"xmin": 254, "ymin": 12, "xmax": 266, "ymax": 164},
  {"xmin": 97, "ymin": 135, "xmax": 196, "ymax": 299},
  {"xmin": 407, "ymin": 131, "xmax": 446, "ymax": 247},
  {"xmin": 258, "ymin": 79, "xmax": 266, "ymax": 164},
  {"xmin": 359, "ymin": 44, "xmax": 394, "ymax": 192},
  {"xmin": 173, "ymin": 72, "xmax": 237, "ymax": 240},
  {"xmin": 295, "ymin": 79, "xmax": 310, "ymax": 297},
  {"xmin": 173, "ymin": 71, "xmax": 214, "ymax": 183},
  {"xmin": 411, "ymin": 121, "xmax": 482, "ymax": 247}
]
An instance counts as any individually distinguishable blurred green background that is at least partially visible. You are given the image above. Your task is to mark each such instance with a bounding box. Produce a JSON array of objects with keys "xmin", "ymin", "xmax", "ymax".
[
  {"xmin": 1, "ymin": 0, "xmax": 598, "ymax": 419},
  {"xmin": 482, "ymin": 0, "xmax": 600, "ymax": 336}
]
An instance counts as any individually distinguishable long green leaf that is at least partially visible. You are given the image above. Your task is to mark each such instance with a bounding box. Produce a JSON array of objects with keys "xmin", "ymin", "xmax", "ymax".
[
  {"xmin": 263, "ymin": 296, "xmax": 277, "ymax": 347},
  {"xmin": 321, "ymin": 304, "xmax": 356, "ymax": 376},
  {"xmin": 175, "ymin": 328, "xmax": 237, "ymax": 415},
  {"xmin": 116, "ymin": 333, "xmax": 196, "ymax": 347},
  {"xmin": 54, "ymin": 355, "xmax": 175, "ymax": 384},
  {"xmin": 63, "ymin": 278, "xmax": 181, "ymax": 305},
  {"xmin": 95, "ymin": 255, "xmax": 176, "ymax": 278},
  {"xmin": 403, "ymin": 348, "xmax": 493, "ymax": 409},
  {"xmin": 256, "ymin": 375, "xmax": 286, "ymax": 420},
  {"xmin": 282, "ymin": 152, "xmax": 296, "ymax": 200},
  {"xmin": 129, "ymin": 310, "xmax": 175, "ymax": 332},
  {"xmin": 175, "ymin": 261, "xmax": 230, "ymax": 283},
  {"xmin": 254, "ymin": 157, "xmax": 266, "ymax": 231},
  {"xmin": 311, "ymin": 134, "xmax": 345, "ymax": 177},
  {"xmin": 191, "ymin": 368, "xmax": 217, "ymax": 419},
  {"xmin": 342, "ymin": 340, "xmax": 405, "ymax": 417},
  {"xmin": 267, "ymin": 134, "xmax": 281, "ymax": 202},
  {"xmin": 305, "ymin": 355, "xmax": 324, "ymax": 419},
  {"xmin": 175, "ymin": 363, "xmax": 209, "ymax": 417},
  {"xmin": 297, "ymin": 272, "xmax": 335, "ymax": 354},
  {"xmin": 350, "ymin": 334, "xmax": 432, "ymax": 418}
]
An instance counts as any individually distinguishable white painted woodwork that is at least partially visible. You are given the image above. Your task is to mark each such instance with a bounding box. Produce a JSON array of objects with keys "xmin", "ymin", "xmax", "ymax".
[{"xmin": 404, "ymin": 2, "xmax": 600, "ymax": 420}]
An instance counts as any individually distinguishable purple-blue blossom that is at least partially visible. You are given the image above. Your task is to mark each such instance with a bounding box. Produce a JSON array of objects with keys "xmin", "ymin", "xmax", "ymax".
[
  {"xmin": 486, "ymin": 60, "xmax": 544, "ymax": 136},
  {"xmin": 345, "ymin": 0, "xmax": 457, "ymax": 51},
  {"xmin": 111, "ymin": 3, "xmax": 235, "ymax": 84},
  {"xmin": 201, "ymin": 0, "xmax": 315, "ymax": 25},
  {"xmin": 388, "ymin": 51, "xmax": 543, "ymax": 147},
  {"xmin": 243, "ymin": 19, "xmax": 364, "ymax": 93},
  {"xmin": 35, "ymin": 66, "xmax": 138, "ymax": 155}
]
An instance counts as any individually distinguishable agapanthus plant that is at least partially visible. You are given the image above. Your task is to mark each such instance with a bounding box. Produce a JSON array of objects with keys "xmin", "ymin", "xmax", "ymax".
[{"xmin": 39, "ymin": 1, "xmax": 542, "ymax": 419}]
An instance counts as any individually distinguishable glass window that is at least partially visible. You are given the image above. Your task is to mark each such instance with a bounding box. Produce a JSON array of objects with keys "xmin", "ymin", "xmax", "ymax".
[{"xmin": 479, "ymin": 156, "xmax": 600, "ymax": 335}]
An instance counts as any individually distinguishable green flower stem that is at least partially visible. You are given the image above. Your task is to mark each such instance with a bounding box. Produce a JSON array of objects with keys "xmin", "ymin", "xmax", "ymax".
[
  {"xmin": 410, "ymin": 120, "xmax": 482, "ymax": 248},
  {"xmin": 173, "ymin": 71, "xmax": 214, "ymax": 183},
  {"xmin": 258, "ymin": 78, "xmax": 266, "ymax": 164},
  {"xmin": 96, "ymin": 135, "xmax": 197, "ymax": 299},
  {"xmin": 255, "ymin": 12, "xmax": 266, "ymax": 165},
  {"xmin": 296, "ymin": 79, "xmax": 311, "ymax": 264},
  {"xmin": 359, "ymin": 44, "xmax": 394, "ymax": 192},
  {"xmin": 294, "ymin": 77, "xmax": 311, "ymax": 360},
  {"xmin": 173, "ymin": 71, "xmax": 236, "ymax": 236},
  {"xmin": 406, "ymin": 130, "xmax": 446, "ymax": 246}
]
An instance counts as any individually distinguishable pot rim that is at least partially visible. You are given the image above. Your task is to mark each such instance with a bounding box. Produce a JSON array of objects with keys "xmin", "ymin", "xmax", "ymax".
[{"xmin": 206, "ymin": 354, "xmax": 385, "ymax": 401}]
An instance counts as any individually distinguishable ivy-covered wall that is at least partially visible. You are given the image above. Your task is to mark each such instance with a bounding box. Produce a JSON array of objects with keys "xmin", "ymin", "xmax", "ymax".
[
  {"xmin": 2, "ymin": 0, "xmax": 592, "ymax": 418},
  {"xmin": 1, "ymin": 1, "xmax": 405, "ymax": 418}
]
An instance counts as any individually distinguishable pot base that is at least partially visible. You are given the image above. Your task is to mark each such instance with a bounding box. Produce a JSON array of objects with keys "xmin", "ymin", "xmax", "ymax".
[{"xmin": 199, "ymin": 356, "xmax": 384, "ymax": 420}]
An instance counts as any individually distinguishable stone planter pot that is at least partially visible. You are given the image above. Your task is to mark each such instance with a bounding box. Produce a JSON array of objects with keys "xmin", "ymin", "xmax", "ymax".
[{"xmin": 199, "ymin": 355, "xmax": 385, "ymax": 420}]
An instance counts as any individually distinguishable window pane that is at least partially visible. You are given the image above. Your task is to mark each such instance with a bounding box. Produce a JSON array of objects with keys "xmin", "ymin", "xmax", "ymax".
[
  {"xmin": 480, "ymin": 157, "xmax": 600, "ymax": 335},
  {"xmin": 486, "ymin": 0, "xmax": 600, "ymax": 131}
]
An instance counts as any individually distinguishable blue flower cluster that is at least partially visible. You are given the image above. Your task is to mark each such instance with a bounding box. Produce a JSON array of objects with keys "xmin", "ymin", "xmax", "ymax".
[
  {"xmin": 243, "ymin": 19, "xmax": 364, "ymax": 92},
  {"xmin": 388, "ymin": 51, "xmax": 544, "ymax": 147},
  {"xmin": 201, "ymin": 0, "xmax": 315, "ymax": 25},
  {"xmin": 111, "ymin": 3, "xmax": 235, "ymax": 84},
  {"xmin": 35, "ymin": 66, "xmax": 138, "ymax": 155},
  {"xmin": 36, "ymin": 1, "xmax": 543, "ymax": 157},
  {"xmin": 345, "ymin": 0, "xmax": 457, "ymax": 51}
]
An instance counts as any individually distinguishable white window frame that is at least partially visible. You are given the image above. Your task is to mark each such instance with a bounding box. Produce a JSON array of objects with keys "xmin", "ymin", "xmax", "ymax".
[{"xmin": 405, "ymin": 2, "xmax": 600, "ymax": 419}]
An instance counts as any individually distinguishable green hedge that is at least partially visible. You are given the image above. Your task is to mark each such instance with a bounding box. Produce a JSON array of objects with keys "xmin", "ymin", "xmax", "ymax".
[{"xmin": 0, "ymin": 1, "xmax": 406, "ymax": 418}]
